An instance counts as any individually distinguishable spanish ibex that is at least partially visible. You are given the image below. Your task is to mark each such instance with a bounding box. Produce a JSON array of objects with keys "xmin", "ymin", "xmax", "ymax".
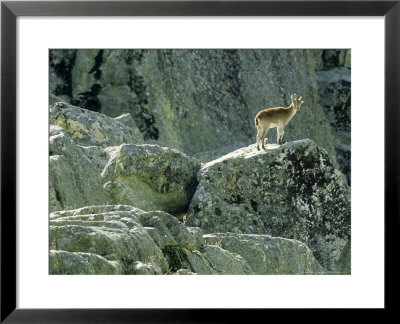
[{"xmin": 255, "ymin": 94, "xmax": 304, "ymax": 150}]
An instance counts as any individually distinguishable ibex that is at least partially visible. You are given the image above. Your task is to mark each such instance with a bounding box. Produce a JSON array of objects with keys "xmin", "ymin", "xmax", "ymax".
[{"xmin": 255, "ymin": 94, "xmax": 304, "ymax": 150}]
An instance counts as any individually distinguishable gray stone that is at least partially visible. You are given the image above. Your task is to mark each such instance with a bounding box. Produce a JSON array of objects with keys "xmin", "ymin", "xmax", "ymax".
[
  {"xmin": 174, "ymin": 269, "xmax": 198, "ymax": 275},
  {"xmin": 201, "ymin": 245, "xmax": 254, "ymax": 275},
  {"xmin": 187, "ymin": 139, "xmax": 350, "ymax": 271},
  {"xmin": 132, "ymin": 261, "xmax": 163, "ymax": 275},
  {"xmin": 101, "ymin": 144, "xmax": 201, "ymax": 213},
  {"xmin": 138, "ymin": 210, "xmax": 197, "ymax": 250},
  {"xmin": 114, "ymin": 113, "xmax": 140, "ymax": 132},
  {"xmin": 49, "ymin": 205, "xmax": 169, "ymax": 274},
  {"xmin": 49, "ymin": 250, "xmax": 124, "ymax": 275},
  {"xmin": 187, "ymin": 227, "xmax": 204, "ymax": 250},
  {"xmin": 162, "ymin": 247, "xmax": 216, "ymax": 275},
  {"xmin": 49, "ymin": 125, "xmax": 111, "ymax": 212},
  {"xmin": 204, "ymin": 233, "xmax": 324, "ymax": 274},
  {"xmin": 49, "ymin": 49, "xmax": 344, "ymax": 169},
  {"xmin": 50, "ymin": 102, "xmax": 143, "ymax": 147},
  {"xmin": 315, "ymin": 66, "xmax": 351, "ymax": 184}
]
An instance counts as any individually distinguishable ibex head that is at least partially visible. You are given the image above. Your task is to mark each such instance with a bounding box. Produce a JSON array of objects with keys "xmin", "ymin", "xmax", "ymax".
[{"xmin": 290, "ymin": 94, "xmax": 304, "ymax": 111}]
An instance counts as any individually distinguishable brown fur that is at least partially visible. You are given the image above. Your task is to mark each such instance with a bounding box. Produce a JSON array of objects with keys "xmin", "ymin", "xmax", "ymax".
[{"xmin": 255, "ymin": 94, "xmax": 304, "ymax": 150}]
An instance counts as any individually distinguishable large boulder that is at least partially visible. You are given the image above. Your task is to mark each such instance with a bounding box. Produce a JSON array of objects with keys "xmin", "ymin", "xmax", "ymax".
[
  {"xmin": 101, "ymin": 144, "xmax": 201, "ymax": 214},
  {"xmin": 50, "ymin": 102, "xmax": 143, "ymax": 147},
  {"xmin": 186, "ymin": 139, "xmax": 350, "ymax": 271},
  {"xmin": 49, "ymin": 125, "xmax": 111, "ymax": 212},
  {"xmin": 50, "ymin": 103, "xmax": 201, "ymax": 214}
]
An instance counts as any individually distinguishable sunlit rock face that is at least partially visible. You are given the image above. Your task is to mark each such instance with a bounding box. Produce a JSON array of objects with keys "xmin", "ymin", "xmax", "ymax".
[
  {"xmin": 49, "ymin": 49, "xmax": 352, "ymax": 177},
  {"xmin": 101, "ymin": 144, "xmax": 201, "ymax": 214},
  {"xmin": 50, "ymin": 102, "xmax": 143, "ymax": 148},
  {"xmin": 48, "ymin": 49, "xmax": 351, "ymax": 275},
  {"xmin": 49, "ymin": 125, "xmax": 112, "ymax": 212},
  {"xmin": 187, "ymin": 139, "xmax": 350, "ymax": 272}
]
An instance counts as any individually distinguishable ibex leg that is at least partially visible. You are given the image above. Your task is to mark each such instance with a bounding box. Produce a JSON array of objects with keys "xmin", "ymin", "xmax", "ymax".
[
  {"xmin": 256, "ymin": 127, "xmax": 262, "ymax": 150},
  {"xmin": 277, "ymin": 124, "xmax": 284, "ymax": 144},
  {"xmin": 261, "ymin": 128, "xmax": 269, "ymax": 149}
]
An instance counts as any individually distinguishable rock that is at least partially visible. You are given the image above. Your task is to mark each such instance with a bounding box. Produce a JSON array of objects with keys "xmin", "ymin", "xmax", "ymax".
[
  {"xmin": 101, "ymin": 144, "xmax": 201, "ymax": 213},
  {"xmin": 321, "ymin": 50, "xmax": 350, "ymax": 69},
  {"xmin": 49, "ymin": 125, "xmax": 111, "ymax": 212},
  {"xmin": 315, "ymin": 67, "xmax": 351, "ymax": 184},
  {"xmin": 163, "ymin": 247, "xmax": 216, "ymax": 274},
  {"xmin": 49, "ymin": 49, "xmax": 343, "ymax": 169},
  {"xmin": 49, "ymin": 204, "xmax": 329, "ymax": 275},
  {"xmin": 163, "ymin": 246, "xmax": 253, "ymax": 275},
  {"xmin": 77, "ymin": 145, "xmax": 115, "ymax": 171},
  {"xmin": 137, "ymin": 210, "xmax": 198, "ymax": 250},
  {"xmin": 204, "ymin": 233, "xmax": 324, "ymax": 274},
  {"xmin": 49, "ymin": 205, "xmax": 211, "ymax": 275},
  {"xmin": 49, "ymin": 250, "xmax": 124, "ymax": 275},
  {"xmin": 175, "ymin": 269, "xmax": 197, "ymax": 275},
  {"xmin": 333, "ymin": 239, "xmax": 351, "ymax": 274},
  {"xmin": 50, "ymin": 102, "xmax": 143, "ymax": 147},
  {"xmin": 50, "ymin": 112, "xmax": 201, "ymax": 215},
  {"xmin": 49, "ymin": 205, "xmax": 169, "ymax": 274},
  {"xmin": 201, "ymin": 245, "xmax": 254, "ymax": 275},
  {"xmin": 49, "ymin": 93, "xmax": 67, "ymax": 106},
  {"xmin": 71, "ymin": 49, "xmax": 100, "ymax": 101},
  {"xmin": 49, "ymin": 49, "xmax": 76, "ymax": 103},
  {"xmin": 186, "ymin": 139, "xmax": 350, "ymax": 271},
  {"xmin": 187, "ymin": 227, "xmax": 204, "ymax": 250},
  {"xmin": 114, "ymin": 113, "xmax": 140, "ymax": 132},
  {"xmin": 48, "ymin": 49, "xmax": 352, "ymax": 275},
  {"xmin": 132, "ymin": 261, "xmax": 163, "ymax": 275}
]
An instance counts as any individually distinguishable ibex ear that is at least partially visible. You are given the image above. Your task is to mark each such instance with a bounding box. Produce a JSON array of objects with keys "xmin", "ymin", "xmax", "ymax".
[
  {"xmin": 291, "ymin": 94, "xmax": 293, "ymax": 101},
  {"xmin": 299, "ymin": 96, "xmax": 302, "ymax": 100}
]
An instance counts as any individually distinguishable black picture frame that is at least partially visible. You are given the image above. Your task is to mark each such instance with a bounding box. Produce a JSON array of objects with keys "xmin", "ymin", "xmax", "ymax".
[{"xmin": 1, "ymin": 0, "xmax": 398, "ymax": 322}]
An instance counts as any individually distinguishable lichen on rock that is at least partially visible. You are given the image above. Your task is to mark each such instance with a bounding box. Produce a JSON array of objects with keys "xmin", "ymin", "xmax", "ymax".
[
  {"xmin": 49, "ymin": 205, "xmax": 169, "ymax": 274},
  {"xmin": 204, "ymin": 233, "xmax": 325, "ymax": 274},
  {"xmin": 49, "ymin": 125, "xmax": 111, "ymax": 212},
  {"xmin": 48, "ymin": 49, "xmax": 352, "ymax": 275},
  {"xmin": 101, "ymin": 144, "xmax": 201, "ymax": 213},
  {"xmin": 50, "ymin": 102, "xmax": 143, "ymax": 147},
  {"xmin": 187, "ymin": 139, "xmax": 350, "ymax": 271}
]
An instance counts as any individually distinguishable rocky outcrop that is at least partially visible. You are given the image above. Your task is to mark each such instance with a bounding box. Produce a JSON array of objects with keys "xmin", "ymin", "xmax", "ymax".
[
  {"xmin": 49, "ymin": 104, "xmax": 200, "ymax": 214},
  {"xmin": 186, "ymin": 139, "xmax": 350, "ymax": 272},
  {"xmin": 49, "ymin": 205, "xmax": 325, "ymax": 275},
  {"xmin": 49, "ymin": 49, "xmax": 351, "ymax": 178},
  {"xmin": 101, "ymin": 144, "xmax": 201, "ymax": 214},
  {"xmin": 204, "ymin": 233, "xmax": 324, "ymax": 274},
  {"xmin": 50, "ymin": 205, "xmax": 169, "ymax": 274},
  {"xmin": 50, "ymin": 102, "xmax": 143, "ymax": 147},
  {"xmin": 49, "ymin": 125, "xmax": 111, "ymax": 212},
  {"xmin": 48, "ymin": 56, "xmax": 351, "ymax": 275}
]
